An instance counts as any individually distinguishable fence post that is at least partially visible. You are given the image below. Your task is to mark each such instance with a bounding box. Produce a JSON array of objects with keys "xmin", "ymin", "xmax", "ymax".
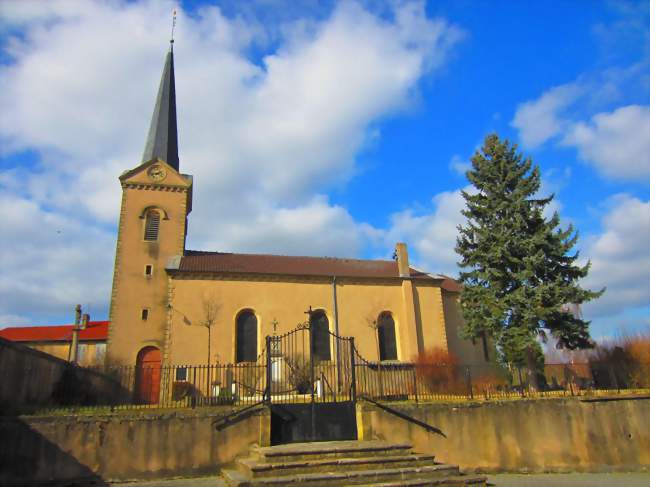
[
  {"xmin": 204, "ymin": 364, "xmax": 209, "ymax": 406},
  {"xmin": 309, "ymin": 325, "xmax": 316, "ymax": 405},
  {"xmin": 265, "ymin": 336, "xmax": 272, "ymax": 403},
  {"xmin": 465, "ymin": 366, "xmax": 473, "ymax": 400},
  {"xmin": 350, "ymin": 338, "xmax": 357, "ymax": 402},
  {"xmin": 517, "ymin": 367, "xmax": 525, "ymax": 397},
  {"xmin": 191, "ymin": 366, "xmax": 197, "ymax": 408},
  {"xmin": 412, "ymin": 364, "xmax": 418, "ymax": 403}
]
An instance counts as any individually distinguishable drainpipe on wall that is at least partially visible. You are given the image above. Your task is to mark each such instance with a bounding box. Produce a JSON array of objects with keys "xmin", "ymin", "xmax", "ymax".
[
  {"xmin": 332, "ymin": 276, "xmax": 342, "ymax": 392},
  {"xmin": 68, "ymin": 304, "xmax": 82, "ymax": 363}
]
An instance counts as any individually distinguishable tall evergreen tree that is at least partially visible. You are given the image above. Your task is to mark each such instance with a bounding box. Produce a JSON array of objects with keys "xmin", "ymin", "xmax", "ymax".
[{"xmin": 455, "ymin": 134, "xmax": 603, "ymax": 366}]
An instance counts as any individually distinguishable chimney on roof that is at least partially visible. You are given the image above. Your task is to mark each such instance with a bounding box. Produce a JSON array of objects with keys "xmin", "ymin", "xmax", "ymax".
[
  {"xmin": 395, "ymin": 243, "xmax": 410, "ymax": 278},
  {"xmin": 81, "ymin": 313, "xmax": 89, "ymax": 330}
]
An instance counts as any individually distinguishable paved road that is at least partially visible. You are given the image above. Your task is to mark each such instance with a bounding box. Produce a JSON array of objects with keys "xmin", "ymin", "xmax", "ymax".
[
  {"xmin": 114, "ymin": 478, "xmax": 224, "ymax": 487},
  {"xmin": 488, "ymin": 473, "xmax": 650, "ymax": 486},
  {"xmin": 113, "ymin": 472, "xmax": 650, "ymax": 486}
]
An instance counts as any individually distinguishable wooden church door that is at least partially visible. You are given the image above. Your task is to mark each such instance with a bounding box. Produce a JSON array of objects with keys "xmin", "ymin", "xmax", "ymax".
[{"xmin": 135, "ymin": 346, "xmax": 161, "ymax": 404}]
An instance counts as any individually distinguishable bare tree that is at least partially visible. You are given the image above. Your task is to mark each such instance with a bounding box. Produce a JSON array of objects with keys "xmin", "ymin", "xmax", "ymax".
[
  {"xmin": 365, "ymin": 312, "xmax": 380, "ymax": 361},
  {"xmin": 200, "ymin": 294, "xmax": 222, "ymax": 366}
]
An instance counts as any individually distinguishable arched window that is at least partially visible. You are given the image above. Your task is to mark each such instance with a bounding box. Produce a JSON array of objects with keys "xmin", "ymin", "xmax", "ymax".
[
  {"xmin": 236, "ymin": 310, "xmax": 258, "ymax": 362},
  {"xmin": 144, "ymin": 210, "xmax": 161, "ymax": 241},
  {"xmin": 310, "ymin": 310, "xmax": 331, "ymax": 361},
  {"xmin": 377, "ymin": 312, "xmax": 397, "ymax": 361}
]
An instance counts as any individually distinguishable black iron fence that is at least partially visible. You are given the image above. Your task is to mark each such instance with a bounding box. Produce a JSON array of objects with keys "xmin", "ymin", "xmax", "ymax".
[
  {"xmin": 92, "ymin": 363, "xmax": 268, "ymax": 410},
  {"xmin": 264, "ymin": 327, "xmax": 356, "ymax": 404},
  {"xmin": 13, "ymin": 359, "xmax": 648, "ymax": 415},
  {"xmin": 354, "ymin": 360, "xmax": 650, "ymax": 402}
]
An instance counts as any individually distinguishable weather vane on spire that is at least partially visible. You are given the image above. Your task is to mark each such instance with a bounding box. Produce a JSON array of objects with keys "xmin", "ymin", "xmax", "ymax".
[{"xmin": 170, "ymin": 9, "xmax": 177, "ymax": 46}]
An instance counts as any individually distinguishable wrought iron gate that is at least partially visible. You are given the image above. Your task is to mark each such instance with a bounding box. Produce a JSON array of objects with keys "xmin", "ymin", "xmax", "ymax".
[{"xmin": 265, "ymin": 320, "xmax": 358, "ymax": 444}]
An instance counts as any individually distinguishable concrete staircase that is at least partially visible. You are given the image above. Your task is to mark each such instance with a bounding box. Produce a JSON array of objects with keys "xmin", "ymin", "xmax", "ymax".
[{"xmin": 222, "ymin": 440, "xmax": 487, "ymax": 486}]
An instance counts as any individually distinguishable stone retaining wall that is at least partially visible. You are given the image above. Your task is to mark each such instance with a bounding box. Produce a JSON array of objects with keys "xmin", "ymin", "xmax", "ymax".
[
  {"xmin": 1, "ymin": 396, "xmax": 648, "ymax": 485},
  {"xmin": 0, "ymin": 408, "xmax": 267, "ymax": 486},
  {"xmin": 0, "ymin": 337, "xmax": 127, "ymax": 411},
  {"xmin": 357, "ymin": 396, "xmax": 650, "ymax": 473}
]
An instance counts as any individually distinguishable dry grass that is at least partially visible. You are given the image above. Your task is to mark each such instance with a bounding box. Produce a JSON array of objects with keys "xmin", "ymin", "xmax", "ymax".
[{"xmin": 413, "ymin": 348, "xmax": 465, "ymax": 394}]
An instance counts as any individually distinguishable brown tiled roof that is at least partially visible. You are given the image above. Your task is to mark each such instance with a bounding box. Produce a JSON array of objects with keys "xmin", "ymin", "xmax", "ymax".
[
  {"xmin": 439, "ymin": 276, "xmax": 462, "ymax": 293},
  {"xmin": 176, "ymin": 250, "xmax": 442, "ymax": 281}
]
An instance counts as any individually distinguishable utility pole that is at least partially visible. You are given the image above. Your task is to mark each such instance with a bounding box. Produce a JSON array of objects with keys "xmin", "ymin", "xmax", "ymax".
[{"xmin": 68, "ymin": 305, "xmax": 82, "ymax": 363}]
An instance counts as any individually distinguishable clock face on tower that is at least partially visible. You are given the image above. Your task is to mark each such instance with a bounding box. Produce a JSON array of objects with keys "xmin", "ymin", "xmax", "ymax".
[{"xmin": 147, "ymin": 164, "xmax": 167, "ymax": 182}]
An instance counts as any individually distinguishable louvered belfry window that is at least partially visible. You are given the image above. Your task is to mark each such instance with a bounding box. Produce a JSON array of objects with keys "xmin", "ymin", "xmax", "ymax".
[
  {"xmin": 310, "ymin": 310, "xmax": 331, "ymax": 361},
  {"xmin": 378, "ymin": 312, "xmax": 397, "ymax": 361},
  {"xmin": 236, "ymin": 311, "xmax": 258, "ymax": 362},
  {"xmin": 144, "ymin": 210, "xmax": 160, "ymax": 241}
]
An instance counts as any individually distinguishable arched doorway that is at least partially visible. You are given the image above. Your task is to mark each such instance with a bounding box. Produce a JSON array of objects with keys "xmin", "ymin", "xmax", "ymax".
[{"xmin": 135, "ymin": 346, "xmax": 161, "ymax": 404}]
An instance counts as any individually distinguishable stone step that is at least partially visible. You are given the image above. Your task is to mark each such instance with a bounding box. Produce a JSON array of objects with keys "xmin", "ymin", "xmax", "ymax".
[
  {"xmin": 238, "ymin": 453, "xmax": 437, "ymax": 478},
  {"xmin": 223, "ymin": 463, "xmax": 462, "ymax": 486},
  {"xmin": 252, "ymin": 440, "xmax": 413, "ymax": 462}
]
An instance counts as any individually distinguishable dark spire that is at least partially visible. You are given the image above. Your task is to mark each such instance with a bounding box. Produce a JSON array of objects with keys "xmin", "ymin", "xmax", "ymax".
[{"xmin": 142, "ymin": 42, "xmax": 179, "ymax": 171}]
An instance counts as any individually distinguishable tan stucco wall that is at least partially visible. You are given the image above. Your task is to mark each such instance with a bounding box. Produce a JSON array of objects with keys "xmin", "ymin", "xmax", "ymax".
[
  {"xmin": 413, "ymin": 284, "xmax": 449, "ymax": 356},
  {"xmin": 107, "ymin": 160, "xmax": 191, "ymax": 366},
  {"xmin": 105, "ymin": 161, "xmax": 481, "ymax": 368},
  {"xmin": 358, "ymin": 397, "xmax": 650, "ymax": 473},
  {"xmin": 442, "ymin": 292, "xmax": 490, "ymax": 364},
  {"xmin": 0, "ymin": 408, "xmax": 265, "ymax": 485},
  {"xmin": 21, "ymin": 341, "xmax": 106, "ymax": 366},
  {"xmin": 166, "ymin": 276, "xmax": 457, "ymax": 365}
]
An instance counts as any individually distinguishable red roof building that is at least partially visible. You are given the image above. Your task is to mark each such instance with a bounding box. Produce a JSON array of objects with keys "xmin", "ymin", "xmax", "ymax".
[
  {"xmin": 0, "ymin": 321, "xmax": 109, "ymax": 366},
  {"xmin": 0, "ymin": 321, "xmax": 109, "ymax": 342}
]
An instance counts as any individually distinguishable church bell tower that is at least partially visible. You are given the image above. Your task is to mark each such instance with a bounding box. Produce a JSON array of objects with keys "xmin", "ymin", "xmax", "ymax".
[{"xmin": 106, "ymin": 43, "xmax": 192, "ymax": 366}]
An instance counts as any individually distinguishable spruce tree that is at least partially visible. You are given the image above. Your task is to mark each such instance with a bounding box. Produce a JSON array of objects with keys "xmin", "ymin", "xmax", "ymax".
[{"xmin": 455, "ymin": 134, "xmax": 603, "ymax": 367}]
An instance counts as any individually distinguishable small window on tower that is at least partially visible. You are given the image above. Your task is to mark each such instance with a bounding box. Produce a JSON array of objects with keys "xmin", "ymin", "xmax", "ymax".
[
  {"xmin": 144, "ymin": 264, "xmax": 153, "ymax": 277},
  {"xmin": 141, "ymin": 309, "xmax": 149, "ymax": 321},
  {"xmin": 144, "ymin": 210, "xmax": 160, "ymax": 241}
]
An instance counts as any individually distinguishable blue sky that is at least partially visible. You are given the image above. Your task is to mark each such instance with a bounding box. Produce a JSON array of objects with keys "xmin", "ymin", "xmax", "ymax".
[{"xmin": 0, "ymin": 0, "xmax": 648, "ymax": 340}]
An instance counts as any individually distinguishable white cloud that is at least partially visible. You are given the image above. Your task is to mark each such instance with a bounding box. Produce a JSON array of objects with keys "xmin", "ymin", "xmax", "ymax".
[
  {"xmin": 563, "ymin": 105, "xmax": 650, "ymax": 180},
  {"xmin": 0, "ymin": 191, "xmax": 115, "ymax": 325},
  {"xmin": 191, "ymin": 195, "xmax": 378, "ymax": 258},
  {"xmin": 581, "ymin": 194, "xmax": 650, "ymax": 320},
  {"xmin": 384, "ymin": 188, "xmax": 469, "ymax": 276},
  {"xmin": 449, "ymin": 154, "xmax": 470, "ymax": 175},
  {"xmin": 511, "ymin": 83, "xmax": 582, "ymax": 148},
  {"xmin": 0, "ymin": 0, "xmax": 96, "ymax": 27},
  {"xmin": 0, "ymin": 0, "xmax": 462, "ymax": 322},
  {"xmin": 511, "ymin": 61, "xmax": 649, "ymax": 182}
]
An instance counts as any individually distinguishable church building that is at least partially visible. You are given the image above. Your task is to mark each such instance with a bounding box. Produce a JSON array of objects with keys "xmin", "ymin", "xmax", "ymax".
[{"xmin": 105, "ymin": 44, "xmax": 487, "ymax": 371}]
